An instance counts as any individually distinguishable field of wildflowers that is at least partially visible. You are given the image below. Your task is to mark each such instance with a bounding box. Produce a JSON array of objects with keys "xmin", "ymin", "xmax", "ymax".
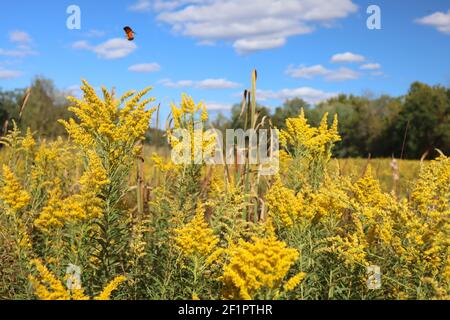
[{"xmin": 0, "ymin": 78, "xmax": 448, "ymax": 300}]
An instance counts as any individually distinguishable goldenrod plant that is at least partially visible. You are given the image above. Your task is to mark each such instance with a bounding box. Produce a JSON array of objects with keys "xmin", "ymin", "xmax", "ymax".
[{"xmin": 0, "ymin": 76, "xmax": 448, "ymax": 300}]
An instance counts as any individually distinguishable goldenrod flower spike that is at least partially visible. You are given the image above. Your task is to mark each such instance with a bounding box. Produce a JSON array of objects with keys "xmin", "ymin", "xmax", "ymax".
[
  {"xmin": 221, "ymin": 227, "xmax": 300, "ymax": 300},
  {"xmin": 201, "ymin": 104, "xmax": 208, "ymax": 122},
  {"xmin": 29, "ymin": 260, "xmax": 126, "ymax": 300},
  {"xmin": 95, "ymin": 276, "xmax": 127, "ymax": 300},
  {"xmin": 60, "ymin": 81, "xmax": 155, "ymax": 148},
  {"xmin": 0, "ymin": 165, "xmax": 31, "ymax": 212},
  {"xmin": 174, "ymin": 203, "xmax": 219, "ymax": 258},
  {"xmin": 21, "ymin": 128, "xmax": 36, "ymax": 152}
]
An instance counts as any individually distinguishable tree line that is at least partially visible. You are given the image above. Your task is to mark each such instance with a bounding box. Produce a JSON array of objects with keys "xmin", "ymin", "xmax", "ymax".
[
  {"xmin": 213, "ymin": 81, "xmax": 450, "ymax": 159},
  {"xmin": 1, "ymin": 77, "xmax": 449, "ymax": 159}
]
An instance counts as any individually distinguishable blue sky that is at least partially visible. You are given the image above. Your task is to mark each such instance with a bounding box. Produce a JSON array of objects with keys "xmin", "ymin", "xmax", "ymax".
[{"xmin": 1, "ymin": 0, "xmax": 449, "ymax": 119}]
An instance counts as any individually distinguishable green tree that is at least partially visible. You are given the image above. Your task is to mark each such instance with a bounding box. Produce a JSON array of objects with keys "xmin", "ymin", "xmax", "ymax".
[
  {"xmin": 19, "ymin": 77, "xmax": 71, "ymax": 138},
  {"xmin": 0, "ymin": 77, "xmax": 72, "ymax": 139},
  {"xmin": 312, "ymin": 94, "xmax": 372, "ymax": 157},
  {"xmin": 390, "ymin": 82, "xmax": 450, "ymax": 158}
]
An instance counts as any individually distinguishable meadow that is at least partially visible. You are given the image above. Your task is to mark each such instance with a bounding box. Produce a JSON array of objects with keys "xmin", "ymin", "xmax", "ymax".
[{"xmin": 0, "ymin": 76, "xmax": 448, "ymax": 300}]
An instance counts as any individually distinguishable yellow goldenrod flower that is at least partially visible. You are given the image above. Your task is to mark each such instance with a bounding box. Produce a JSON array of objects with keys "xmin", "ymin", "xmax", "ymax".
[
  {"xmin": 167, "ymin": 95, "xmax": 217, "ymax": 164},
  {"xmin": 221, "ymin": 226, "xmax": 299, "ymax": 300},
  {"xmin": 0, "ymin": 165, "xmax": 30, "ymax": 211},
  {"xmin": 79, "ymin": 151, "xmax": 110, "ymax": 192},
  {"xmin": 284, "ymin": 272, "xmax": 306, "ymax": 292},
  {"xmin": 174, "ymin": 203, "xmax": 219, "ymax": 257},
  {"xmin": 29, "ymin": 259, "xmax": 125, "ymax": 300},
  {"xmin": 95, "ymin": 276, "xmax": 127, "ymax": 300},
  {"xmin": 180, "ymin": 93, "xmax": 196, "ymax": 113},
  {"xmin": 21, "ymin": 128, "xmax": 36, "ymax": 152},
  {"xmin": 60, "ymin": 80, "xmax": 155, "ymax": 150},
  {"xmin": 151, "ymin": 153, "xmax": 179, "ymax": 173},
  {"xmin": 34, "ymin": 154, "xmax": 107, "ymax": 233},
  {"xmin": 265, "ymin": 178, "xmax": 303, "ymax": 227},
  {"xmin": 201, "ymin": 104, "xmax": 208, "ymax": 122},
  {"xmin": 411, "ymin": 154, "xmax": 450, "ymax": 217},
  {"xmin": 280, "ymin": 109, "xmax": 341, "ymax": 157},
  {"xmin": 29, "ymin": 259, "xmax": 71, "ymax": 300},
  {"xmin": 171, "ymin": 102, "xmax": 182, "ymax": 129}
]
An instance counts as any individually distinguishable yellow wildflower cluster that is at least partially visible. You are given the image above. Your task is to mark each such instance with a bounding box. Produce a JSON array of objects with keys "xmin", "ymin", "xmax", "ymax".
[
  {"xmin": 151, "ymin": 153, "xmax": 179, "ymax": 173},
  {"xmin": 60, "ymin": 80, "xmax": 156, "ymax": 149},
  {"xmin": 278, "ymin": 150, "xmax": 293, "ymax": 176},
  {"xmin": 283, "ymin": 272, "xmax": 306, "ymax": 292},
  {"xmin": 1, "ymin": 78, "xmax": 448, "ymax": 301},
  {"xmin": 78, "ymin": 151, "xmax": 110, "ymax": 193},
  {"xmin": 201, "ymin": 105, "xmax": 208, "ymax": 122},
  {"xmin": 30, "ymin": 138, "xmax": 76, "ymax": 191},
  {"xmin": 267, "ymin": 175, "xmax": 353, "ymax": 226},
  {"xmin": 221, "ymin": 225, "xmax": 300, "ymax": 300},
  {"xmin": 351, "ymin": 165, "xmax": 390, "ymax": 208},
  {"xmin": 33, "ymin": 185, "xmax": 103, "ymax": 233},
  {"xmin": 94, "ymin": 276, "xmax": 127, "ymax": 300},
  {"xmin": 21, "ymin": 128, "xmax": 36, "ymax": 152},
  {"xmin": 174, "ymin": 204, "xmax": 219, "ymax": 257},
  {"xmin": 308, "ymin": 157, "xmax": 448, "ymax": 298},
  {"xmin": 168, "ymin": 94, "xmax": 216, "ymax": 163},
  {"xmin": 171, "ymin": 94, "xmax": 207, "ymax": 128},
  {"xmin": 317, "ymin": 234, "xmax": 368, "ymax": 267},
  {"xmin": 278, "ymin": 110, "xmax": 341, "ymax": 190},
  {"xmin": 29, "ymin": 259, "xmax": 72, "ymax": 300},
  {"xmin": 0, "ymin": 165, "xmax": 30, "ymax": 212},
  {"xmin": 34, "ymin": 186, "xmax": 72, "ymax": 232},
  {"xmin": 280, "ymin": 109, "xmax": 340, "ymax": 158},
  {"xmin": 29, "ymin": 259, "xmax": 126, "ymax": 300},
  {"xmin": 308, "ymin": 176, "xmax": 351, "ymax": 220},
  {"xmin": 265, "ymin": 178, "xmax": 303, "ymax": 227},
  {"xmin": 411, "ymin": 154, "xmax": 450, "ymax": 217},
  {"xmin": 34, "ymin": 152, "xmax": 109, "ymax": 233}
]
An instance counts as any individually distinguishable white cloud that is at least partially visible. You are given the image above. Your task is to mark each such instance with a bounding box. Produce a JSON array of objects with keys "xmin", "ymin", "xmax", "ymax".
[
  {"xmin": 0, "ymin": 48, "xmax": 36, "ymax": 58},
  {"xmin": 286, "ymin": 64, "xmax": 359, "ymax": 81},
  {"xmin": 72, "ymin": 38, "xmax": 137, "ymax": 59},
  {"xmin": 128, "ymin": 63, "xmax": 161, "ymax": 73},
  {"xmin": 205, "ymin": 102, "xmax": 233, "ymax": 111},
  {"xmin": 72, "ymin": 40, "xmax": 91, "ymax": 50},
  {"xmin": 257, "ymin": 87, "xmax": 337, "ymax": 104},
  {"xmin": 94, "ymin": 39, "xmax": 137, "ymax": 59},
  {"xmin": 158, "ymin": 79, "xmax": 194, "ymax": 88},
  {"xmin": 159, "ymin": 78, "xmax": 241, "ymax": 89},
  {"xmin": 197, "ymin": 79, "xmax": 241, "ymax": 89},
  {"xmin": 233, "ymin": 37, "xmax": 290, "ymax": 54},
  {"xmin": 331, "ymin": 52, "xmax": 365, "ymax": 63},
  {"xmin": 360, "ymin": 63, "xmax": 381, "ymax": 70},
  {"xmin": 84, "ymin": 29, "xmax": 106, "ymax": 38},
  {"xmin": 131, "ymin": 0, "xmax": 214, "ymax": 12},
  {"xmin": 0, "ymin": 68, "xmax": 22, "ymax": 80},
  {"xmin": 371, "ymin": 71, "xmax": 384, "ymax": 77},
  {"xmin": 150, "ymin": 0, "xmax": 357, "ymax": 53},
  {"xmin": 9, "ymin": 31, "xmax": 32, "ymax": 44},
  {"xmin": 128, "ymin": 0, "xmax": 152, "ymax": 12},
  {"xmin": 416, "ymin": 10, "xmax": 450, "ymax": 34},
  {"xmin": 0, "ymin": 30, "xmax": 36, "ymax": 58},
  {"xmin": 286, "ymin": 64, "xmax": 329, "ymax": 78},
  {"xmin": 325, "ymin": 67, "xmax": 359, "ymax": 81},
  {"xmin": 197, "ymin": 40, "xmax": 216, "ymax": 46}
]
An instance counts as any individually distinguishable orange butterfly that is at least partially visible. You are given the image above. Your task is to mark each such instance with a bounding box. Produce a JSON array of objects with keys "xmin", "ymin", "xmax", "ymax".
[{"xmin": 123, "ymin": 26, "xmax": 135, "ymax": 41}]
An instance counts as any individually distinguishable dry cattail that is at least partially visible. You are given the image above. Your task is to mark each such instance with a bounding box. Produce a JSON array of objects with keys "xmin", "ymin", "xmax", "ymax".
[
  {"xmin": 390, "ymin": 157, "xmax": 400, "ymax": 196},
  {"xmin": 19, "ymin": 88, "xmax": 31, "ymax": 119}
]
